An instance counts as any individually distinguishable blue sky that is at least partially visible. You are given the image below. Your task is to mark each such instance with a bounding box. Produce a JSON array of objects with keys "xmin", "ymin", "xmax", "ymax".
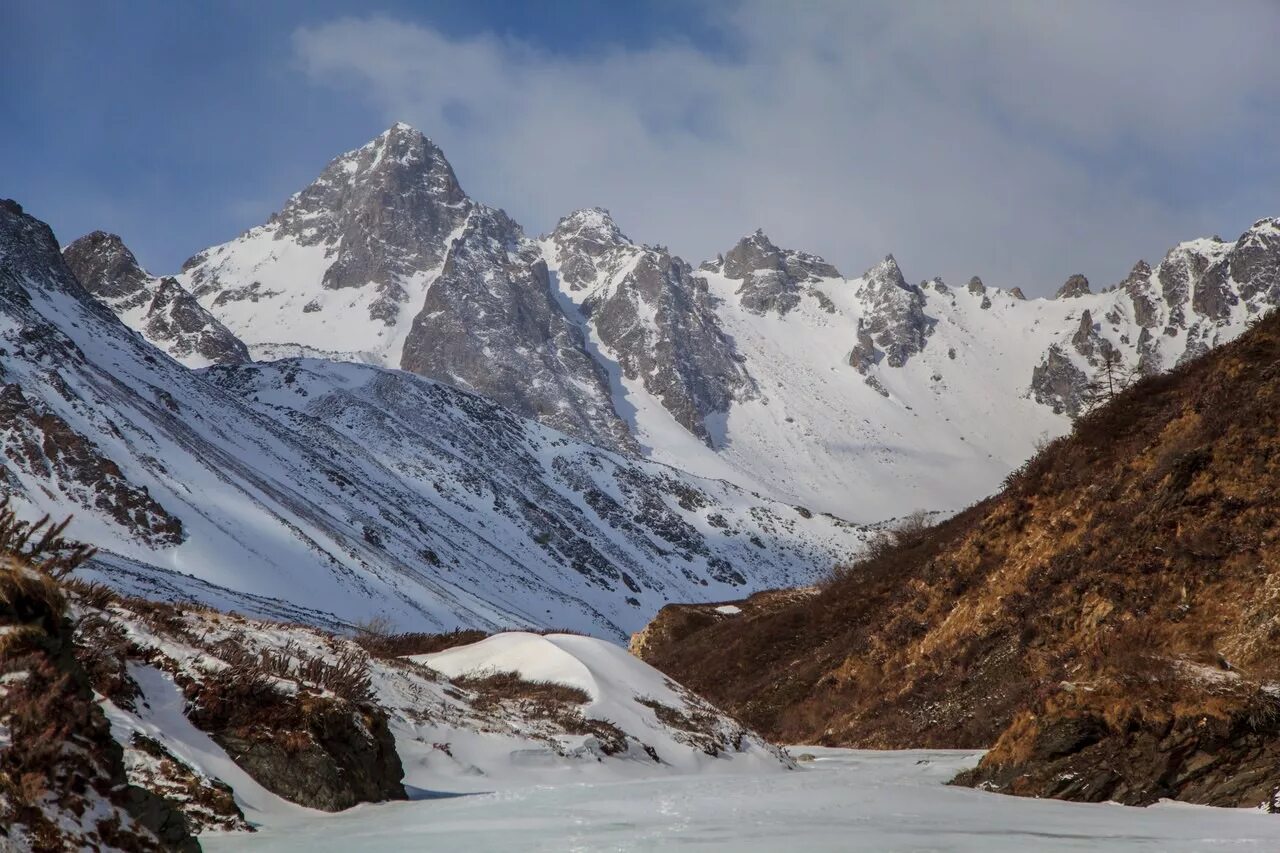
[
  {"xmin": 1, "ymin": 1, "xmax": 722, "ymax": 267},
  {"xmin": 4, "ymin": 1, "xmax": 1279, "ymax": 294}
]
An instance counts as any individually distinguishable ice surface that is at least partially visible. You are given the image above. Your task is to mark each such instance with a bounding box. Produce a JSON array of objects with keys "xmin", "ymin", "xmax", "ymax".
[{"xmin": 203, "ymin": 748, "xmax": 1280, "ymax": 852}]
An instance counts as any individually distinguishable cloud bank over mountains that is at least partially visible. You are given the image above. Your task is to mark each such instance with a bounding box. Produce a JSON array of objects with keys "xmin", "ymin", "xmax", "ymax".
[{"xmin": 293, "ymin": 0, "xmax": 1280, "ymax": 295}]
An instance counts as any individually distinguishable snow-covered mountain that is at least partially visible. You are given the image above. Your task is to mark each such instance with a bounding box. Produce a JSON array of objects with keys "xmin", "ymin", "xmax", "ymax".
[
  {"xmin": 154, "ymin": 124, "xmax": 1280, "ymax": 522},
  {"xmin": 0, "ymin": 199, "xmax": 865, "ymax": 640}
]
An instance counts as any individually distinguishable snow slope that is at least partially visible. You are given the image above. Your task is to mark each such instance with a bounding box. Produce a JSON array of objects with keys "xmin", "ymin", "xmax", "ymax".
[{"xmin": 0, "ymin": 200, "xmax": 865, "ymax": 640}]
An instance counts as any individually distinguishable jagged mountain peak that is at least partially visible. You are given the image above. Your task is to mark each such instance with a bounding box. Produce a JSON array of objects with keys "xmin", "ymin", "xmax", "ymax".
[
  {"xmin": 860, "ymin": 254, "xmax": 908, "ymax": 289},
  {"xmin": 548, "ymin": 206, "xmax": 630, "ymax": 247},
  {"xmin": 285, "ymin": 123, "xmax": 466, "ymax": 216},
  {"xmin": 720, "ymin": 229, "xmax": 840, "ymax": 286},
  {"xmin": 63, "ymin": 230, "xmax": 151, "ymax": 302},
  {"xmin": 178, "ymin": 124, "xmax": 476, "ymax": 362},
  {"xmin": 66, "ymin": 229, "xmax": 136, "ymax": 263},
  {"xmin": 386, "ymin": 119, "xmax": 421, "ymax": 135},
  {"xmin": 739, "ymin": 228, "xmax": 778, "ymax": 249},
  {"xmin": 349, "ymin": 121, "xmax": 448, "ymax": 170},
  {"xmin": 1118, "ymin": 259, "xmax": 1154, "ymax": 292},
  {"xmin": 1054, "ymin": 273, "xmax": 1091, "ymax": 299}
]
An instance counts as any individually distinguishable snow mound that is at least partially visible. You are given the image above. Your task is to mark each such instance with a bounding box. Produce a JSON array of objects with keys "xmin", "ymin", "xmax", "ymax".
[
  {"xmin": 418, "ymin": 633, "xmax": 600, "ymax": 698},
  {"xmin": 415, "ymin": 632, "xmax": 792, "ymax": 777}
]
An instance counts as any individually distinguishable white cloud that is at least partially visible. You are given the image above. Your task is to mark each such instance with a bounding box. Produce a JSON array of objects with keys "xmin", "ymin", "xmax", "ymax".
[{"xmin": 293, "ymin": 1, "xmax": 1280, "ymax": 295}]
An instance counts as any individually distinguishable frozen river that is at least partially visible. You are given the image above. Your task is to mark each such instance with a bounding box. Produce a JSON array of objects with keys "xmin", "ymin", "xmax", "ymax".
[{"xmin": 204, "ymin": 748, "xmax": 1280, "ymax": 852}]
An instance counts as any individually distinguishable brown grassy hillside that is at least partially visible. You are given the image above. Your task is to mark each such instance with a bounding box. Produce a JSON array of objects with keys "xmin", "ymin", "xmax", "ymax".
[{"xmin": 636, "ymin": 311, "xmax": 1280, "ymax": 807}]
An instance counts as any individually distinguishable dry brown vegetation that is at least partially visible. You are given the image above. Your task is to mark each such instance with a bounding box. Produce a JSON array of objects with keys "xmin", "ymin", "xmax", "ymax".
[
  {"xmin": 453, "ymin": 669, "xmax": 628, "ymax": 754},
  {"xmin": 637, "ymin": 312, "xmax": 1280, "ymax": 807},
  {"xmin": 353, "ymin": 627, "xmax": 488, "ymax": 659},
  {"xmin": 454, "ymin": 669, "xmax": 592, "ymax": 709},
  {"xmin": 0, "ymin": 510, "xmax": 193, "ymax": 851}
]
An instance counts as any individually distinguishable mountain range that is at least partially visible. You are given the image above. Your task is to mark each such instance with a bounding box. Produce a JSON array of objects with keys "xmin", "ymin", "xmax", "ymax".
[
  {"xmin": 77, "ymin": 123, "xmax": 1280, "ymax": 521},
  {"xmin": 0, "ymin": 198, "xmax": 863, "ymax": 640},
  {"xmin": 5, "ymin": 122, "xmax": 1279, "ymax": 642}
]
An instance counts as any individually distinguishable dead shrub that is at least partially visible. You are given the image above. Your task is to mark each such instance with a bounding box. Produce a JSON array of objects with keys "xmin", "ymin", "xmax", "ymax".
[
  {"xmin": 454, "ymin": 669, "xmax": 591, "ymax": 711},
  {"xmin": 354, "ymin": 628, "xmax": 487, "ymax": 659},
  {"xmin": 0, "ymin": 499, "xmax": 96, "ymax": 579}
]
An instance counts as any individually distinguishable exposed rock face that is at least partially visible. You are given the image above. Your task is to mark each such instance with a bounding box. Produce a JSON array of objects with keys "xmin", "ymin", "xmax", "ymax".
[
  {"xmin": 1121, "ymin": 261, "xmax": 1158, "ymax": 329},
  {"xmin": 720, "ymin": 230, "xmax": 840, "ymax": 316},
  {"xmin": 1029, "ymin": 344, "xmax": 1091, "ymax": 415},
  {"xmin": 121, "ymin": 733, "xmax": 247, "ymax": 834},
  {"xmin": 848, "ymin": 256, "xmax": 932, "ymax": 372},
  {"xmin": 63, "ymin": 230, "xmax": 153, "ymax": 307},
  {"xmin": 1230, "ymin": 217, "xmax": 1280, "ymax": 302},
  {"xmin": 1055, "ymin": 274, "xmax": 1092, "ymax": 298},
  {"xmin": 548, "ymin": 207, "xmax": 633, "ymax": 292},
  {"xmin": 203, "ymin": 700, "xmax": 405, "ymax": 812},
  {"xmin": 547, "ymin": 209, "xmax": 756, "ymax": 447},
  {"xmin": 64, "ymin": 231, "xmax": 249, "ymax": 367},
  {"xmin": 400, "ymin": 206, "xmax": 633, "ymax": 451},
  {"xmin": 591, "ymin": 251, "xmax": 754, "ymax": 445},
  {"xmin": 954, "ymin": 700, "xmax": 1280, "ymax": 808},
  {"xmin": 1069, "ymin": 309, "xmax": 1116, "ymax": 364}
]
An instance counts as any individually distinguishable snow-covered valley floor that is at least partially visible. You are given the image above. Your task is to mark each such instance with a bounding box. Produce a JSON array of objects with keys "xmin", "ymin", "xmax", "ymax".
[{"xmin": 203, "ymin": 748, "xmax": 1280, "ymax": 852}]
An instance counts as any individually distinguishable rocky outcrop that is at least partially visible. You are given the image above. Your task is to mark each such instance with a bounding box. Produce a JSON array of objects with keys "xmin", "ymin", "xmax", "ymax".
[
  {"xmin": 966, "ymin": 276, "xmax": 992, "ymax": 309},
  {"xmin": 848, "ymin": 256, "xmax": 933, "ymax": 372},
  {"xmin": 1120, "ymin": 261, "xmax": 1158, "ymax": 329},
  {"xmin": 401, "ymin": 205, "xmax": 633, "ymax": 451},
  {"xmin": 547, "ymin": 209, "xmax": 756, "ymax": 447},
  {"xmin": 1069, "ymin": 309, "xmax": 1117, "ymax": 365},
  {"xmin": 719, "ymin": 230, "xmax": 840, "ymax": 316},
  {"xmin": 1229, "ymin": 217, "xmax": 1280, "ymax": 302},
  {"xmin": 547, "ymin": 207, "xmax": 633, "ymax": 292},
  {"xmin": 1055, "ymin": 274, "xmax": 1091, "ymax": 299},
  {"xmin": 1029, "ymin": 344, "xmax": 1091, "ymax": 416},
  {"xmin": 588, "ymin": 249, "xmax": 755, "ymax": 445},
  {"xmin": 63, "ymin": 230, "xmax": 154, "ymax": 308},
  {"xmin": 199, "ymin": 697, "xmax": 405, "ymax": 812},
  {"xmin": 64, "ymin": 231, "xmax": 249, "ymax": 367},
  {"xmin": 954, "ymin": 691, "xmax": 1280, "ymax": 808}
]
